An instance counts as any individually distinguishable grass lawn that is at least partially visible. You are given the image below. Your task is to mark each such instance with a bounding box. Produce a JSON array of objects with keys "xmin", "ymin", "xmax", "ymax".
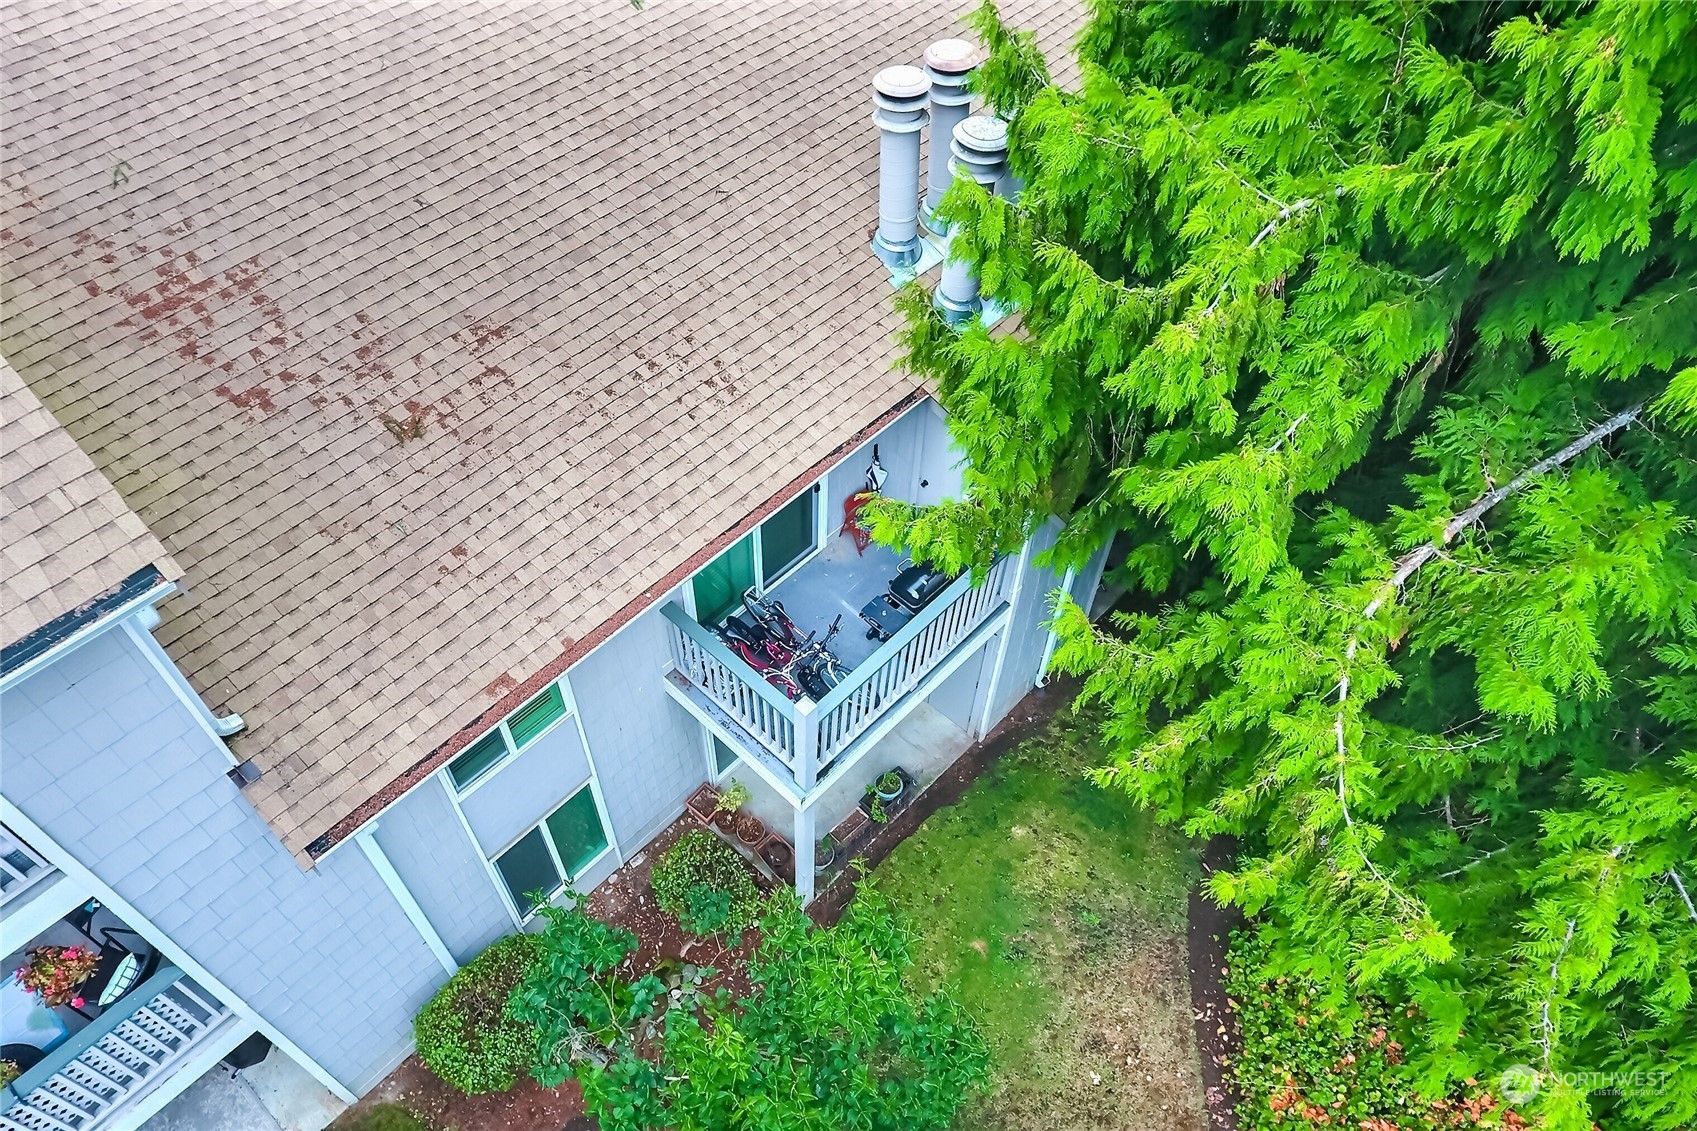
[{"xmin": 875, "ymin": 709, "xmax": 1209, "ymax": 1131}]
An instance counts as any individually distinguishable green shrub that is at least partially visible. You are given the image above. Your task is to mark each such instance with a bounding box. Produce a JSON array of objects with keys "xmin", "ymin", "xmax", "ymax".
[
  {"xmin": 413, "ymin": 932, "xmax": 545, "ymax": 1094},
  {"xmin": 1225, "ymin": 927, "xmax": 1522, "ymax": 1130},
  {"xmin": 650, "ymin": 829, "xmax": 761, "ymax": 939}
]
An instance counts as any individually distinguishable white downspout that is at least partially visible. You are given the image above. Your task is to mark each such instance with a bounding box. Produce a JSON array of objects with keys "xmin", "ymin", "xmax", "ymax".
[
  {"xmin": 1034, "ymin": 567, "xmax": 1075, "ymax": 687},
  {"xmin": 356, "ymin": 824, "xmax": 458, "ymax": 976}
]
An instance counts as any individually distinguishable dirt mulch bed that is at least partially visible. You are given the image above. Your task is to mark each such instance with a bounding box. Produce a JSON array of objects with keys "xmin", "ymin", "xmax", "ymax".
[
  {"xmin": 335, "ymin": 1059, "xmax": 595, "ymax": 1131},
  {"xmin": 1188, "ymin": 835, "xmax": 1246, "ymax": 1131},
  {"xmin": 582, "ymin": 814, "xmax": 763, "ymax": 1003}
]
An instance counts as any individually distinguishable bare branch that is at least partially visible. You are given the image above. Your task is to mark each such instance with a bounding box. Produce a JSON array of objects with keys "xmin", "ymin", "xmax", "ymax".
[
  {"xmin": 1205, "ymin": 187, "xmax": 1348, "ymax": 315},
  {"xmin": 1669, "ymin": 870, "xmax": 1697, "ymax": 922},
  {"xmin": 1363, "ymin": 404, "xmax": 1644, "ymax": 622},
  {"xmin": 1328, "ymin": 406, "xmax": 1644, "ymax": 920},
  {"xmin": 1539, "ymin": 845, "xmax": 1625, "ymax": 1067},
  {"xmin": 1264, "ymin": 414, "xmax": 1309, "ymax": 454}
]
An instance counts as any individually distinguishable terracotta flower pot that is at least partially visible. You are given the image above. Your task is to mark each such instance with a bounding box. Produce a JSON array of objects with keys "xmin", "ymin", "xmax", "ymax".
[{"xmin": 735, "ymin": 812, "xmax": 766, "ymax": 845}]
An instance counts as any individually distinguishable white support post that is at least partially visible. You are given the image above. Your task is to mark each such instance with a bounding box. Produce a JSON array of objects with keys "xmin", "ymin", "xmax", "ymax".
[
  {"xmin": 1034, "ymin": 566, "xmax": 1075, "ymax": 688},
  {"xmin": 793, "ymin": 697, "xmax": 819, "ymax": 792},
  {"xmin": 977, "ymin": 536, "xmax": 1034, "ymax": 737},
  {"xmin": 356, "ymin": 824, "xmax": 458, "ymax": 976},
  {"xmin": 794, "ymin": 803, "xmax": 816, "ymax": 905}
]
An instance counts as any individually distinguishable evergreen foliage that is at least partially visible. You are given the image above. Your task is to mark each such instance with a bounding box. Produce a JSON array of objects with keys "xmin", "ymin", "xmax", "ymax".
[{"xmin": 881, "ymin": 2, "xmax": 1697, "ymax": 1127}]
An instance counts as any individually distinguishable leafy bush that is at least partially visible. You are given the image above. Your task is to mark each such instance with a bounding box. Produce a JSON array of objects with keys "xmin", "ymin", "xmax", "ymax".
[
  {"xmin": 579, "ymin": 881, "xmax": 989, "ymax": 1131},
  {"xmin": 650, "ymin": 829, "xmax": 761, "ymax": 939},
  {"xmin": 413, "ymin": 932, "xmax": 544, "ymax": 1094},
  {"xmin": 507, "ymin": 900, "xmax": 666, "ymax": 1089},
  {"xmin": 1225, "ymin": 927, "xmax": 1523, "ymax": 1130}
]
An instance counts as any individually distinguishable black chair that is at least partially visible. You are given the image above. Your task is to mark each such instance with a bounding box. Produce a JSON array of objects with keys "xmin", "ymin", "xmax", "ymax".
[{"xmin": 67, "ymin": 929, "xmax": 160, "ymax": 1019}]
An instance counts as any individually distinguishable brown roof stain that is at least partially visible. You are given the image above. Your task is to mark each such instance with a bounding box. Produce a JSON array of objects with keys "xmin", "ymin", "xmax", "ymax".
[{"xmin": 0, "ymin": 0, "xmax": 1081, "ymax": 858}]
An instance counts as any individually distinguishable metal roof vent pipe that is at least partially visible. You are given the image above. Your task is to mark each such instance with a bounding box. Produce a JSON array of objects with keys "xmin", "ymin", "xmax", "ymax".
[
  {"xmin": 871, "ymin": 65, "xmax": 931, "ymax": 272},
  {"xmin": 935, "ymin": 115, "xmax": 1008, "ymax": 326},
  {"xmin": 920, "ymin": 39, "xmax": 978, "ymax": 236}
]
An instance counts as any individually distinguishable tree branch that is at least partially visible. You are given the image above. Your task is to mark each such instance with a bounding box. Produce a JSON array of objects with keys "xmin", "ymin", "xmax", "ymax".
[
  {"xmin": 1329, "ymin": 405, "xmax": 1644, "ymax": 916},
  {"xmin": 1669, "ymin": 870, "xmax": 1697, "ymax": 922},
  {"xmin": 1205, "ymin": 188, "xmax": 1348, "ymax": 315},
  {"xmin": 1363, "ymin": 403, "xmax": 1643, "ymax": 622}
]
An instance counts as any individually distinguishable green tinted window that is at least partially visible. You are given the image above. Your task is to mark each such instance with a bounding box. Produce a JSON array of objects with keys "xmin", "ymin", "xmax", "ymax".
[
  {"xmin": 691, "ymin": 535, "xmax": 755, "ymax": 626},
  {"xmin": 760, "ymin": 489, "xmax": 816, "ymax": 585},
  {"xmin": 494, "ymin": 828, "xmax": 560, "ymax": 913},
  {"xmin": 508, "ymin": 684, "xmax": 566, "ymax": 748},
  {"xmin": 447, "ymin": 731, "xmax": 508, "ymax": 790},
  {"xmin": 545, "ymin": 787, "xmax": 609, "ymax": 877},
  {"xmin": 712, "ymin": 736, "xmax": 739, "ymax": 776}
]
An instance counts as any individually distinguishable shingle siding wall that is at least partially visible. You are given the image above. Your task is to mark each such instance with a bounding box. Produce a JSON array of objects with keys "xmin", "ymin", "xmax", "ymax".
[
  {"xmin": 0, "ymin": 628, "xmax": 440, "ymax": 1095},
  {"xmin": 372, "ymin": 780, "xmax": 512, "ymax": 965},
  {"xmin": 568, "ymin": 598, "xmax": 704, "ymax": 852},
  {"xmin": 457, "ymin": 718, "xmax": 592, "ymax": 856}
]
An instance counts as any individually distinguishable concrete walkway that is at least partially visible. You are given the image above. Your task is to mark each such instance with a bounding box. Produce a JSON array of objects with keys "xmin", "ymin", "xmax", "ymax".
[{"xmin": 142, "ymin": 1048, "xmax": 346, "ymax": 1131}]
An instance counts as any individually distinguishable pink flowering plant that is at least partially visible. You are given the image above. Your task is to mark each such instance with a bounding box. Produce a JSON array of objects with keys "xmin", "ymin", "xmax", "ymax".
[{"xmin": 17, "ymin": 945, "xmax": 98, "ymax": 1008}]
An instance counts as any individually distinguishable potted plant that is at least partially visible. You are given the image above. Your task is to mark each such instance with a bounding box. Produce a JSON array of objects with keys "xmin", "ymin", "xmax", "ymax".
[
  {"xmin": 815, "ymin": 835, "xmax": 836, "ymax": 875},
  {"xmin": 865, "ymin": 771, "xmax": 905, "ymax": 824},
  {"xmin": 16, "ymin": 944, "xmax": 99, "ymax": 1008},
  {"xmin": 0, "ymin": 1060, "xmax": 19, "ymax": 1090},
  {"xmin": 734, "ymin": 810, "xmax": 766, "ymax": 846},
  {"xmin": 712, "ymin": 780, "xmax": 751, "ymax": 830}
]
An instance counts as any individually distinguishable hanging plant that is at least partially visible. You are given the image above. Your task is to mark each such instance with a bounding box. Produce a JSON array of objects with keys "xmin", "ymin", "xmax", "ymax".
[{"xmin": 17, "ymin": 945, "xmax": 98, "ymax": 1008}]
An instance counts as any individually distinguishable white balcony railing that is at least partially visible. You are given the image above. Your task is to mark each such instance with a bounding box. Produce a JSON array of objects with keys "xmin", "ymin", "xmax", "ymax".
[
  {"xmin": 0, "ymin": 967, "xmax": 232, "ymax": 1131},
  {"xmin": 664, "ymin": 555, "xmax": 1013, "ymax": 789},
  {"xmin": 0, "ymin": 828, "xmax": 57, "ymax": 911}
]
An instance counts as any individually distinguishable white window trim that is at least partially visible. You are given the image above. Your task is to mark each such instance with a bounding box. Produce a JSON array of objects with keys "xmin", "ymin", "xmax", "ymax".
[
  {"xmin": 487, "ymin": 784, "xmax": 615, "ymax": 923},
  {"xmin": 704, "ymin": 729, "xmax": 740, "ymax": 784},
  {"xmin": 448, "ymin": 680, "xmax": 574, "ymax": 799},
  {"xmin": 690, "ymin": 480, "xmax": 825, "ymax": 613}
]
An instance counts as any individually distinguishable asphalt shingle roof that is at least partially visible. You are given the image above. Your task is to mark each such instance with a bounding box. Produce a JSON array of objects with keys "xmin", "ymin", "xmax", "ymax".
[
  {"xmin": 1, "ymin": 357, "xmax": 181, "ymax": 644},
  {"xmin": 0, "ymin": 0, "xmax": 1079, "ymax": 859}
]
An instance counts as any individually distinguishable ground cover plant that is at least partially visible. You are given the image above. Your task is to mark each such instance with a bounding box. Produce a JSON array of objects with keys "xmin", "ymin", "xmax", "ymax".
[
  {"xmin": 412, "ymin": 932, "xmax": 547, "ymax": 1095},
  {"xmin": 475, "ymin": 877, "xmax": 988, "ymax": 1131},
  {"xmin": 648, "ymin": 828, "xmax": 762, "ymax": 940},
  {"xmin": 875, "ymin": 708, "xmax": 1206, "ymax": 1131},
  {"xmin": 872, "ymin": 1, "xmax": 1697, "ymax": 1127},
  {"xmin": 1226, "ymin": 927, "xmax": 1525, "ymax": 1131}
]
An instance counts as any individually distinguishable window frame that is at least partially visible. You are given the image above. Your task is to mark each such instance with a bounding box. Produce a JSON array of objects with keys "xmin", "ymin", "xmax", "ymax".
[
  {"xmin": 489, "ymin": 782, "xmax": 614, "ymax": 919},
  {"xmin": 447, "ymin": 679, "xmax": 575, "ymax": 796},
  {"xmin": 690, "ymin": 481, "xmax": 825, "ymax": 624}
]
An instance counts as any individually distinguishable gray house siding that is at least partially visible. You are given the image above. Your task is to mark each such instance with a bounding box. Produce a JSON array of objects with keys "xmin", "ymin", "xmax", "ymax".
[
  {"xmin": 568, "ymin": 596, "xmax": 705, "ymax": 851},
  {"xmin": 0, "ymin": 628, "xmax": 439, "ymax": 1095},
  {"xmin": 372, "ymin": 781, "xmax": 511, "ymax": 965},
  {"xmin": 457, "ymin": 719, "xmax": 592, "ymax": 856},
  {"xmin": 825, "ymin": 399, "xmax": 964, "ymax": 534}
]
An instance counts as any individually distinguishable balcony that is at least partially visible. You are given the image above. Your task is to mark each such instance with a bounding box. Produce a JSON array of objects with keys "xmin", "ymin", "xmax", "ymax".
[
  {"xmin": 0, "ymin": 966, "xmax": 233, "ymax": 1131},
  {"xmin": 663, "ymin": 550, "xmax": 1014, "ymax": 795},
  {"xmin": 1, "ymin": 899, "xmax": 240, "ymax": 1131}
]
